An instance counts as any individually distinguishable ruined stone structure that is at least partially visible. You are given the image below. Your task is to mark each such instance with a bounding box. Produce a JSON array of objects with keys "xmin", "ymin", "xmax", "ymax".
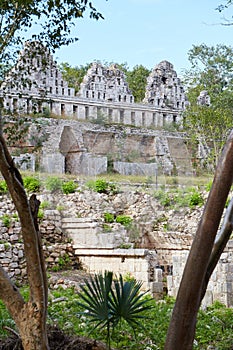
[
  {"xmin": 144, "ymin": 60, "xmax": 187, "ymax": 113},
  {"xmin": 197, "ymin": 90, "xmax": 211, "ymax": 106},
  {"xmin": 37, "ymin": 119, "xmax": 193, "ymax": 176},
  {"xmin": 78, "ymin": 62, "xmax": 134, "ymax": 104},
  {"xmin": 1, "ymin": 188, "xmax": 233, "ymax": 307},
  {"xmin": 1, "ymin": 42, "xmax": 186, "ymax": 127}
]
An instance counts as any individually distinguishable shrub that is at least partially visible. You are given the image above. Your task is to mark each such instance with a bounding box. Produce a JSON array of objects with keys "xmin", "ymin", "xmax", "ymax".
[
  {"xmin": 1, "ymin": 214, "xmax": 11, "ymax": 228},
  {"xmin": 205, "ymin": 180, "xmax": 213, "ymax": 192},
  {"xmin": 23, "ymin": 176, "xmax": 40, "ymax": 193},
  {"xmin": 188, "ymin": 190, "xmax": 204, "ymax": 207},
  {"xmin": 40, "ymin": 201, "xmax": 51, "ymax": 209},
  {"xmin": 37, "ymin": 209, "xmax": 44, "ymax": 220},
  {"xmin": 86, "ymin": 179, "xmax": 117, "ymax": 194},
  {"xmin": 94, "ymin": 179, "xmax": 109, "ymax": 193},
  {"xmin": 51, "ymin": 254, "xmax": 72, "ymax": 271},
  {"xmin": 103, "ymin": 212, "xmax": 115, "ymax": 223},
  {"xmin": 45, "ymin": 176, "xmax": 62, "ymax": 192},
  {"xmin": 116, "ymin": 215, "xmax": 132, "ymax": 227},
  {"xmin": 62, "ymin": 180, "xmax": 77, "ymax": 194},
  {"xmin": 153, "ymin": 189, "xmax": 171, "ymax": 207},
  {"xmin": 0, "ymin": 180, "xmax": 8, "ymax": 194}
]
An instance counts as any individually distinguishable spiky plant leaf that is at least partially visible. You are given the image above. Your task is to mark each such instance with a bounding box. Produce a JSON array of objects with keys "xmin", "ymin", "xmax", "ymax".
[
  {"xmin": 77, "ymin": 271, "xmax": 151, "ymax": 349},
  {"xmin": 77, "ymin": 271, "xmax": 113, "ymax": 324},
  {"xmin": 109, "ymin": 275, "xmax": 152, "ymax": 330}
]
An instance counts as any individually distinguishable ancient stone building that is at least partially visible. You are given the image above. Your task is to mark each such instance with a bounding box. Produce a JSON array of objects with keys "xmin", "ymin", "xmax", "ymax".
[
  {"xmin": 78, "ymin": 62, "xmax": 134, "ymax": 104},
  {"xmin": 1, "ymin": 42, "xmax": 186, "ymax": 127},
  {"xmin": 1, "ymin": 42, "xmax": 75, "ymax": 114},
  {"xmin": 144, "ymin": 60, "xmax": 188, "ymax": 117}
]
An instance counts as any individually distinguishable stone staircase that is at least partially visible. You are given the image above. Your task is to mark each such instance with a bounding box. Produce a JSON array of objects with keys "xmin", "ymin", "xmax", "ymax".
[
  {"xmin": 61, "ymin": 217, "xmax": 158, "ymax": 292},
  {"xmin": 61, "ymin": 217, "xmax": 127, "ymax": 249}
]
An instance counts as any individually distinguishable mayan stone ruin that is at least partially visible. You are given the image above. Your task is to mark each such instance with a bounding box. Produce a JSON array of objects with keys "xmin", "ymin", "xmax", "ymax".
[
  {"xmin": 0, "ymin": 42, "xmax": 195, "ymax": 177},
  {"xmin": 0, "ymin": 42, "xmax": 232, "ymax": 308},
  {"xmin": 1, "ymin": 42, "xmax": 186, "ymax": 126}
]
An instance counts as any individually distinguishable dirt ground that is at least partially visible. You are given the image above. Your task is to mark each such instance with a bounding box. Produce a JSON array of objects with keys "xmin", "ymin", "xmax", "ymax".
[{"xmin": 0, "ymin": 326, "xmax": 108, "ymax": 349}]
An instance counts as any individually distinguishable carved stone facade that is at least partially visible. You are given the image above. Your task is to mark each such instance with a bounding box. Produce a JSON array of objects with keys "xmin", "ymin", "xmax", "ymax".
[
  {"xmin": 1, "ymin": 42, "xmax": 75, "ymax": 114},
  {"xmin": 78, "ymin": 62, "xmax": 134, "ymax": 104},
  {"xmin": 1, "ymin": 42, "xmax": 186, "ymax": 127},
  {"xmin": 144, "ymin": 61, "xmax": 187, "ymax": 112}
]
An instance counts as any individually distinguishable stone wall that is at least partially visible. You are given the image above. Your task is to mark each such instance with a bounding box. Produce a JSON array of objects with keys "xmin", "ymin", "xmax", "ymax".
[
  {"xmin": 33, "ymin": 119, "xmax": 193, "ymax": 176},
  {"xmin": 167, "ymin": 241, "xmax": 233, "ymax": 307},
  {"xmin": 1, "ymin": 42, "xmax": 185, "ymax": 128},
  {"xmin": 75, "ymin": 248, "xmax": 158, "ymax": 292},
  {"xmin": 1, "ymin": 188, "xmax": 232, "ymax": 306},
  {"xmin": 0, "ymin": 197, "xmax": 78, "ymax": 281},
  {"xmin": 113, "ymin": 161, "xmax": 158, "ymax": 176}
]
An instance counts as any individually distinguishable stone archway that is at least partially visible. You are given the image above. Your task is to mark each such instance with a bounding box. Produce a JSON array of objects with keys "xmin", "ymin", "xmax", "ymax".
[{"xmin": 59, "ymin": 126, "xmax": 83, "ymax": 174}]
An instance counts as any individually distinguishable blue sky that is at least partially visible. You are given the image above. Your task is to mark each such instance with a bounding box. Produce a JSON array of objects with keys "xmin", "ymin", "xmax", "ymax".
[{"xmin": 55, "ymin": 0, "xmax": 233, "ymax": 75}]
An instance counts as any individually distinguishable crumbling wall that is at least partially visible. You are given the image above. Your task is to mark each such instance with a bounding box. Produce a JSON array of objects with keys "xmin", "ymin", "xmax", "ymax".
[
  {"xmin": 78, "ymin": 62, "xmax": 134, "ymax": 104},
  {"xmin": 144, "ymin": 60, "xmax": 187, "ymax": 111}
]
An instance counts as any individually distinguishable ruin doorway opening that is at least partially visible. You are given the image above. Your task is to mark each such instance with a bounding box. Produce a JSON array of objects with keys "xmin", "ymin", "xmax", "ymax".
[{"xmin": 59, "ymin": 126, "xmax": 82, "ymax": 174}]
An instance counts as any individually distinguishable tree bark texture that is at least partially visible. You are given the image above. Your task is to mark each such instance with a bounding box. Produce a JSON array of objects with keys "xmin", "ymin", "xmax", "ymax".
[
  {"xmin": 165, "ymin": 129, "xmax": 233, "ymax": 350},
  {"xmin": 0, "ymin": 134, "xmax": 49, "ymax": 349}
]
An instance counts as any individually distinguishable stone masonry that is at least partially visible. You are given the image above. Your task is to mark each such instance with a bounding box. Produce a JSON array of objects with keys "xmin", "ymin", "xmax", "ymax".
[
  {"xmin": 1, "ymin": 187, "xmax": 232, "ymax": 306},
  {"xmin": 1, "ymin": 42, "xmax": 186, "ymax": 127}
]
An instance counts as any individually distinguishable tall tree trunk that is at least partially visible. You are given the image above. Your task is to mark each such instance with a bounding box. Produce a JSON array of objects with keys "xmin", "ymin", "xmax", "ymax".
[
  {"xmin": 0, "ymin": 133, "xmax": 49, "ymax": 349},
  {"xmin": 165, "ymin": 129, "xmax": 233, "ymax": 350}
]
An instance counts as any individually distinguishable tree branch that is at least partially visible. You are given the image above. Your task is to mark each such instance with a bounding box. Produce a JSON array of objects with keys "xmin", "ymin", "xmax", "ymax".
[
  {"xmin": 0, "ymin": 265, "xmax": 25, "ymax": 316},
  {"xmin": 201, "ymin": 197, "xmax": 233, "ymax": 300},
  {"xmin": 165, "ymin": 129, "xmax": 233, "ymax": 350},
  {"xmin": 0, "ymin": 134, "xmax": 47, "ymax": 311}
]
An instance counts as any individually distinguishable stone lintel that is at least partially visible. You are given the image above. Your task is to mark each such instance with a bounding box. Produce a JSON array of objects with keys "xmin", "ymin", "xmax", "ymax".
[{"xmin": 74, "ymin": 248, "xmax": 150, "ymax": 257}]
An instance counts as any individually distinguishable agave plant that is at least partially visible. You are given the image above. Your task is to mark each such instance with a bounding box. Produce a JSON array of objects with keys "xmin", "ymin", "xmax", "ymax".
[{"xmin": 77, "ymin": 271, "xmax": 151, "ymax": 349}]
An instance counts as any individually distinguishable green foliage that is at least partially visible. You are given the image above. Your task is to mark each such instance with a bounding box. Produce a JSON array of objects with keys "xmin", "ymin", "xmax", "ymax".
[
  {"xmin": 95, "ymin": 179, "xmax": 110, "ymax": 193},
  {"xmin": 195, "ymin": 301, "xmax": 233, "ymax": 349},
  {"xmin": 103, "ymin": 212, "xmax": 115, "ymax": 223},
  {"xmin": 188, "ymin": 189, "xmax": 204, "ymax": 207},
  {"xmin": 40, "ymin": 201, "xmax": 51, "ymax": 209},
  {"xmin": 56, "ymin": 205, "xmax": 65, "ymax": 211},
  {"xmin": 0, "ymin": 214, "xmax": 11, "ymax": 228},
  {"xmin": 37, "ymin": 209, "xmax": 44, "ymax": 220},
  {"xmin": 12, "ymin": 213, "xmax": 19, "ymax": 221},
  {"xmin": 116, "ymin": 215, "xmax": 133, "ymax": 227},
  {"xmin": 153, "ymin": 187, "xmax": 204, "ymax": 209},
  {"xmin": 86, "ymin": 179, "xmax": 117, "ymax": 194},
  {"xmin": 23, "ymin": 176, "xmax": 40, "ymax": 193},
  {"xmin": 77, "ymin": 271, "xmax": 151, "ymax": 349},
  {"xmin": 0, "ymin": 180, "xmax": 8, "ymax": 194},
  {"xmin": 205, "ymin": 180, "xmax": 213, "ymax": 192},
  {"xmin": 124, "ymin": 64, "xmax": 151, "ymax": 103},
  {"xmin": 45, "ymin": 176, "xmax": 63, "ymax": 193},
  {"xmin": 183, "ymin": 43, "xmax": 233, "ymax": 169},
  {"xmin": 51, "ymin": 254, "xmax": 72, "ymax": 271},
  {"xmin": 0, "ymin": 1, "xmax": 104, "ymax": 67},
  {"xmin": 62, "ymin": 180, "xmax": 78, "ymax": 194},
  {"xmin": 91, "ymin": 112, "xmax": 108, "ymax": 125},
  {"xmin": 59, "ymin": 62, "xmax": 91, "ymax": 93},
  {"xmin": 153, "ymin": 189, "xmax": 171, "ymax": 207},
  {"xmin": 102, "ymin": 223, "xmax": 112, "ymax": 232},
  {"xmin": 1, "ymin": 287, "xmax": 233, "ymax": 349}
]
